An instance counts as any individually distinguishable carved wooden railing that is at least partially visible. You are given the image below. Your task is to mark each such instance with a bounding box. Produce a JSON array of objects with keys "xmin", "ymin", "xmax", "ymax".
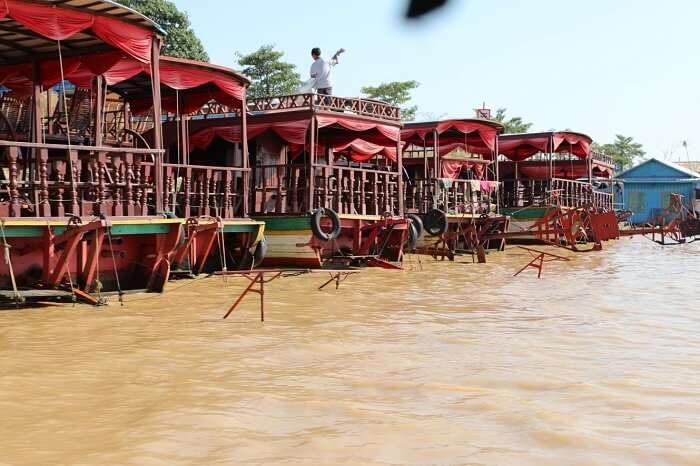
[
  {"xmin": 246, "ymin": 94, "xmax": 401, "ymax": 121},
  {"xmin": 551, "ymin": 178, "xmax": 613, "ymax": 210},
  {"xmin": 252, "ymin": 163, "xmax": 401, "ymax": 215},
  {"xmin": 163, "ymin": 163, "xmax": 249, "ymax": 219},
  {"xmin": 0, "ymin": 141, "xmax": 162, "ymax": 218},
  {"xmin": 589, "ymin": 149, "xmax": 614, "ymax": 167},
  {"xmin": 404, "ymin": 178, "xmax": 493, "ymax": 214},
  {"xmin": 500, "ymin": 178, "xmax": 551, "ymax": 209}
]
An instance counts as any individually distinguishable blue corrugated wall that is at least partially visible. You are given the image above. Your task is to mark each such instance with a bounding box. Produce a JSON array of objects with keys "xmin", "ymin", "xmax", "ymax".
[{"xmin": 624, "ymin": 181, "xmax": 696, "ymax": 224}]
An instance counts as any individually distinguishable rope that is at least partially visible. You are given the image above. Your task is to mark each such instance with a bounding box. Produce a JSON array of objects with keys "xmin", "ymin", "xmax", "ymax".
[
  {"xmin": 94, "ymin": 227, "xmax": 106, "ymax": 306},
  {"xmin": 0, "ymin": 220, "xmax": 23, "ymax": 304},
  {"xmin": 217, "ymin": 224, "xmax": 228, "ymax": 281},
  {"xmin": 106, "ymin": 225, "xmax": 124, "ymax": 306},
  {"xmin": 57, "ymin": 41, "xmax": 79, "ymax": 306}
]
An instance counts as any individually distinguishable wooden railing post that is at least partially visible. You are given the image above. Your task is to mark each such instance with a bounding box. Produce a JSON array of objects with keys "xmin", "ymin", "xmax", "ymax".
[
  {"xmin": 183, "ymin": 167, "xmax": 191, "ymax": 218},
  {"xmin": 124, "ymin": 152, "xmax": 135, "ymax": 216},
  {"xmin": 97, "ymin": 151, "xmax": 107, "ymax": 215},
  {"xmin": 55, "ymin": 160, "xmax": 66, "ymax": 217},
  {"xmin": 7, "ymin": 146, "xmax": 21, "ymax": 217},
  {"xmin": 38, "ymin": 148, "xmax": 50, "ymax": 216},
  {"xmin": 69, "ymin": 150, "xmax": 80, "ymax": 215}
]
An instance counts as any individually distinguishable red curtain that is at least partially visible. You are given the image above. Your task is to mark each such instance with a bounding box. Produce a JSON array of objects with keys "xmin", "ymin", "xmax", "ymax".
[
  {"xmin": 442, "ymin": 159, "xmax": 467, "ymax": 179},
  {"xmin": 441, "ymin": 159, "xmax": 488, "ymax": 180},
  {"xmin": 552, "ymin": 132, "xmax": 591, "ymax": 158},
  {"xmin": 333, "ymin": 138, "xmax": 397, "ymax": 162},
  {"xmin": 498, "ymin": 135, "xmax": 551, "ymax": 161},
  {"xmin": 500, "ymin": 132, "xmax": 592, "ymax": 161},
  {"xmin": 316, "ymin": 115, "xmax": 400, "ymax": 142},
  {"xmin": 0, "ymin": 52, "xmax": 246, "ymax": 114},
  {"xmin": 190, "ymin": 119, "xmax": 310, "ymax": 150},
  {"xmin": 402, "ymin": 119, "xmax": 499, "ymax": 154},
  {"xmin": 0, "ymin": 0, "xmax": 154, "ymax": 62}
]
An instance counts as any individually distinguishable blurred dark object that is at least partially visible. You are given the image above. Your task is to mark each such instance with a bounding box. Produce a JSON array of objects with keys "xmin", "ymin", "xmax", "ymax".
[{"xmin": 406, "ymin": 0, "xmax": 449, "ymax": 18}]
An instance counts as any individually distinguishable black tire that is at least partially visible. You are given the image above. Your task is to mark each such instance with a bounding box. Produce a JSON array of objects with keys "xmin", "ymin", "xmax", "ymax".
[
  {"xmin": 310, "ymin": 207, "xmax": 341, "ymax": 241},
  {"xmin": 423, "ymin": 208, "xmax": 448, "ymax": 236},
  {"xmin": 252, "ymin": 236, "xmax": 268, "ymax": 267},
  {"xmin": 404, "ymin": 222, "xmax": 419, "ymax": 252},
  {"xmin": 407, "ymin": 213, "xmax": 424, "ymax": 238}
]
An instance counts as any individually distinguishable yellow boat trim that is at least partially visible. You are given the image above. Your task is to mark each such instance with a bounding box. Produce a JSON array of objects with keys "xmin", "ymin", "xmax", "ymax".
[{"xmin": 266, "ymin": 229, "xmax": 312, "ymax": 237}]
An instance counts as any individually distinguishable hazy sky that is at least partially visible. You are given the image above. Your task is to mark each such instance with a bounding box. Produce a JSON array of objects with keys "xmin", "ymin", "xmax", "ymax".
[{"xmin": 174, "ymin": 0, "xmax": 699, "ymax": 160}]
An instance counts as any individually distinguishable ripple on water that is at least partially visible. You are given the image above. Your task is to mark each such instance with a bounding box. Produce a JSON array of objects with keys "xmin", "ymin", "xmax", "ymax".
[{"xmin": 0, "ymin": 237, "xmax": 699, "ymax": 465}]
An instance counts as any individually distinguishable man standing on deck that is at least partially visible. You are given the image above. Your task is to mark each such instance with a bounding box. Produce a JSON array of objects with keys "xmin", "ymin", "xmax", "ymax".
[{"xmin": 310, "ymin": 47, "xmax": 344, "ymax": 95}]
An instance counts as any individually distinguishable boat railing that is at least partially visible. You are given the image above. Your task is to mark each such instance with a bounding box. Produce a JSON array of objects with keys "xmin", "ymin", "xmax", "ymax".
[
  {"xmin": 162, "ymin": 163, "xmax": 249, "ymax": 218},
  {"xmin": 0, "ymin": 140, "xmax": 163, "ymax": 218},
  {"xmin": 246, "ymin": 94, "xmax": 401, "ymax": 121},
  {"xmin": 551, "ymin": 178, "xmax": 613, "ymax": 210},
  {"xmin": 590, "ymin": 149, "xmax": 614, "ymax": 167},
  {"xmin": 501, "ymin": 177, "xmax": 614, "ymax": 211},
  {"xmin": 405, "ymin": 177, "xmax": 488, "ymax": 214},
  {"xmin": 252, "ymin": 162, "xmax": 402, "ymax": 216}
]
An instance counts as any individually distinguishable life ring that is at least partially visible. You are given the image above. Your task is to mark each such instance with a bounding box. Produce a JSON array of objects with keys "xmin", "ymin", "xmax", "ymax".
[
  {"xmin": 423, "ymin": 208, "xmax": 448, "ymax": 236},
  {"xmin": 310, "ymin": 207, "xmax": 341, "ymax": 241},
  {"xmin": 406, "ymin": 213, "xmax": 424, "ymax": 238},
  {"xmin": 252, "ymin": 236, "xmax": 268, "ymax": 267},
  {"xmin": 404, "ymin": 221, "xmax": 419, "ymax": 251}
]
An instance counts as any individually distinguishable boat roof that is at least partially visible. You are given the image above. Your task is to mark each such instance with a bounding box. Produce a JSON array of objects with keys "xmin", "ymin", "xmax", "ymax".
[
  {"xmin": 0, "ymin": 0, "xmax": 164, "ymax": 64},
  {"xmin": 499, "ymin": 130, "xmax": 592, "ymax": 142},
  {"xmin": 403, "ymin": 118, "xmax": 504, "ymax": 132},
  {"xmin": 498, "ymin": 130, "xmax": 593, "ymax": 161}
]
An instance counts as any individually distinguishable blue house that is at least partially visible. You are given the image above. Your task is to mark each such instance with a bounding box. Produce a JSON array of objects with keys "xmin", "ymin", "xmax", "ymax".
[{"xmin": 615, "ymin": 158, "xmax": 700, "ymax": 224}]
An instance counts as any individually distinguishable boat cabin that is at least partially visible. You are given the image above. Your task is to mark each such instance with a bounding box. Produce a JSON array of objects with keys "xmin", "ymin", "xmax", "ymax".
[
  {"xmin": 183, "ymin": 94, "xmax": 411, "ymax": 268},
  {"xmin": 401, "ymin": 119, "xmax": 504, "ymax": 215},
  {"xmin": 498, "ymin": 131, "xmax": 615, "ymax": 211},
  {"xmin": 0, "ymin": 1, "xmax": 261, "ymax": 301}
]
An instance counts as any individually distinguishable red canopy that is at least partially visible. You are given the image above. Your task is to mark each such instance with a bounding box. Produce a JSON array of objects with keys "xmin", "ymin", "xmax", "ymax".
[
  {"xmin": 402, "ymin": 119, "xmax": 502, "ymax": 155},
  {"xmin": 499, "ymin": 131, "xmax": 592, "ymax": 161},
  {"xmin": 190, "ymin": 115, "xmax": 399, "ymax": 162},
  {"xmin": 0, "ymin": 53, "xmax": 247, "ymax": 113},
  {"xmin": 191, "ymin": 119, "xmax": 310, "ymax": 150},
  {"xmin": 316, "ymin": 115, "xmax": 400, "ymax": 142},
  {"xmin": 0, "ymin": 0, "xmax": 156, "ymax": 63}
]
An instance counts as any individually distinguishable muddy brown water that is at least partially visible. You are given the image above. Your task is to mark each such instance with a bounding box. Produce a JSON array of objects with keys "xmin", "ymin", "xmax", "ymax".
[{"xmin": 1, "ymin": 237, "xmax": 699, "ymax": 466}]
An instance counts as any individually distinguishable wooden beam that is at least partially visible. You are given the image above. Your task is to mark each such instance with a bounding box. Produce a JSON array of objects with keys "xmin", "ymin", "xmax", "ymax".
[{"xmin": 150, "ymin": 36, "xmax": 164, "ymax": 213}]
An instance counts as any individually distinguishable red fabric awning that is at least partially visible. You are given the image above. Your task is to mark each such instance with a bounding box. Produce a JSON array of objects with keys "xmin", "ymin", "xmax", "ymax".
[
  {"xmin": 0, "ymin": 53, "xmax": 246, "ymax": 113},
  {"xmin": 552, "ymin": 132, "xmax": 591, "ymax": 158},
  {"xmin": 0, "ymin": 0, "xmax": 154, "ymax": 62},
  {"xmin": 332, "ymin": 138, "xmax": 397, "ymax": 162},
  {"xmin": 498, "ymin": 135, "xmax": 551, "ymax": 161},
  {"xmin": 190, "ymin": 119, "xmax": 311, "ymax": 150},
  {"xmin": 316, "ymin": 115, "xmax": 400, "ymax": 142},
  {"xmin": 499, "ymin": 132, "xmax": 592, "ymax": 161},
  {"xmin": 402, "ymin": 119, "xmax": 500, "ymax": 154},
  {"xmin": 441, "ymin": 158, "xmax": 488, "ymax": 180}
]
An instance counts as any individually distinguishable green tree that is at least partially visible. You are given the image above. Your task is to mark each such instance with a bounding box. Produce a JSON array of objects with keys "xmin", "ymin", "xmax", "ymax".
[
  {"xmin": 119, "ymin": 0, "xmax": 209, "ymax": 61},
  {"xmin": 361, "ymin": 80, "xmax": 420, "ymax": 121},
  {"xmin": 236, "ymin": 45, "xmax": 301, "ymax": 98},
  {"xmin": 493, "ymin": 108, "xmax": 533, "ymax": 134},
  {"xmin": 594, "ymin": 135, "xmax": 645, "ymax": 170}
]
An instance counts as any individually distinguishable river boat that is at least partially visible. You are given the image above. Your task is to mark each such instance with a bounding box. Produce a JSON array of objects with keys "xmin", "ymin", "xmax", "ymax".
[
  {"xmin": 0, "ymin": 0, "xmax": 263, "ymax": 304},
  {"xmin": 401, "ymin": 118, "xmax": 510, "ymax": 258},
  {"xmin": 182, "ymin": 94, "xmax": 412, "ymax": 268}
]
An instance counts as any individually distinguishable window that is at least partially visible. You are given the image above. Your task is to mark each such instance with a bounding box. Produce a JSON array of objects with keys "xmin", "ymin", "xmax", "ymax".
[
  {"xmin": 661, "ymin": 192, "xmax": 672, "ymax": 209},
  {"xmin": 628, "ymin": 191, "xmax": 645, "ymax": 213}
]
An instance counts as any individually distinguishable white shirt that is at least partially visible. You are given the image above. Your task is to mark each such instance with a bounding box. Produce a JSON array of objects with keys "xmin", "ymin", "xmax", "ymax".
[{"xmin": 310, "ymin": 57, "xmax": 337, "ymax": 90}]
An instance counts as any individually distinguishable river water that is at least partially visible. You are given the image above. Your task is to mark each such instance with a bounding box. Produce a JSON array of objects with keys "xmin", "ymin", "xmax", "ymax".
[{"xmin": 1, "ymin": 237, "xmax": 699, "ymax": 466}]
